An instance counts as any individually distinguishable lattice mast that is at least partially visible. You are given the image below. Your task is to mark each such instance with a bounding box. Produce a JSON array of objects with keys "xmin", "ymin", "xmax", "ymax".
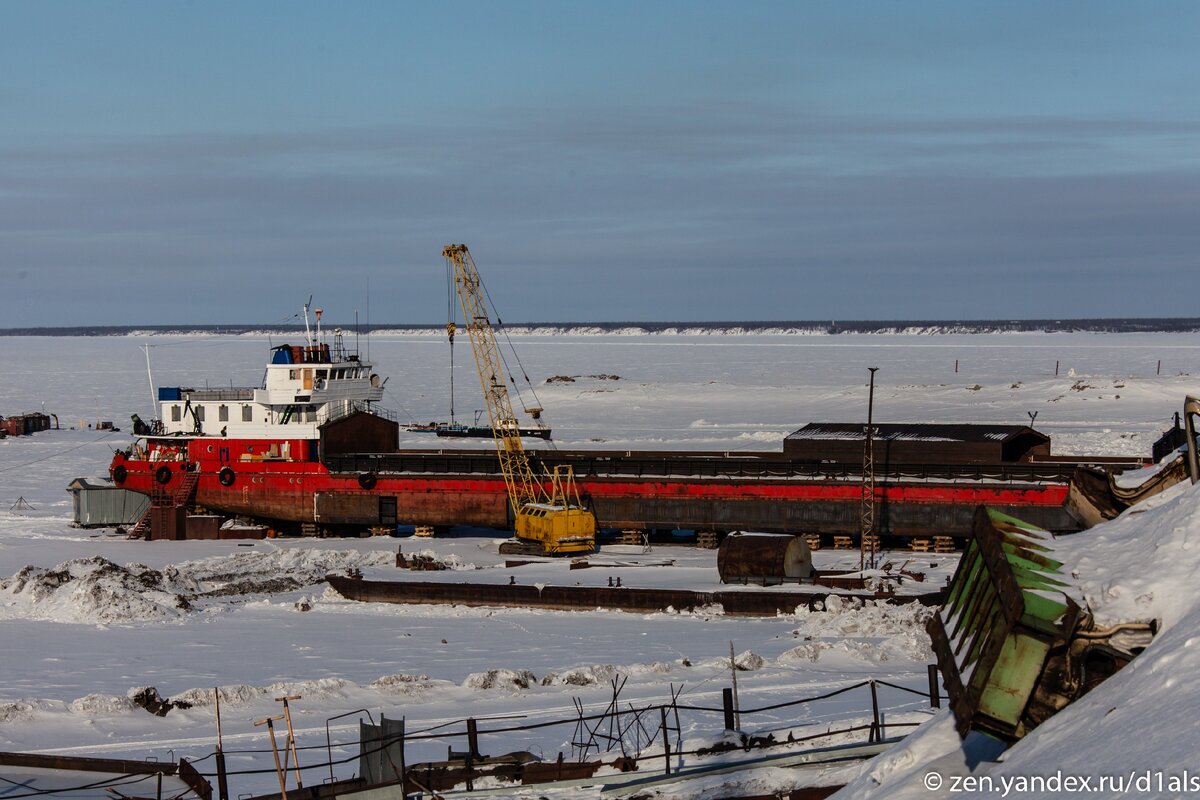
[
  {"xmin": 443, "ymin": 244, "xmax": 541, "ymax": 507},
  {"xmin": 860, "ymin": 367, "xmax": 880, "ymax": 571}
]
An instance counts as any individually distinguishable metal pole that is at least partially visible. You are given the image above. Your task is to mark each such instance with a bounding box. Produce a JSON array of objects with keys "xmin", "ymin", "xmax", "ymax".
[
  {"xmin": 467, "ymin": 717, "xmax": 480, "ymax": 759},
  {"xmin": 254, "ymin": 716, "xmax": 288, "ymax": 800},
  {"xmin": 214, "ymin": 688, "xmax": 229, "ymax": 800},
  {"xmin": 659, "ymin": 707, "xmax": 671, "ymax": 776},
  {"xmin": 869, "ymin": 680, "xmax": 881, "ymax": 743},
  {"xmin": 728, "ymin": 641, "xmax": 741, "ymax": 731},
  {"xmin": 722, "ymin": 687, "xmax": 735, "ymax": 731},
  {"xmin": 928, "ymin": 664, "xmax": 942, "ymax": 708},
  {"xmin": 398, "ymin": 717, "xmax": 408, "ymax": 797},
  {"xmin": 143, "ymin": 345, "xmax": 157, "ymax": 420}
]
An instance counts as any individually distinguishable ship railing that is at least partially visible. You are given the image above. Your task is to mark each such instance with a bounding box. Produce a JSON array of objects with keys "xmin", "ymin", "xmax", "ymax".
[
  {"xmin": 180, "ymin": 388, "xmax": 256, "ymax": 402},
  {"xmin": 321, "ymin": 400, "xmax": 397, "ymax": 425}
]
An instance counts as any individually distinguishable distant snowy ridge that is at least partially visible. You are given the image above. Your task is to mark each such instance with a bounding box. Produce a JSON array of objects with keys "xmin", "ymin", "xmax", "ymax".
[{"xmin": 4, "ymin": 318, "xmax": 1200, "ymax": 337}]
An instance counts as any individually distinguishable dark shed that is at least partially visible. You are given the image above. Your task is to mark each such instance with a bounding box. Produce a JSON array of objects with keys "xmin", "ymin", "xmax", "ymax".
[
  {"xmin": 783, "ymin": 423, "xmax": 1050, "ymax": 465},
  {"xmin": 321, "ymin": 410, "xmax": 399, "ymax": 457}
]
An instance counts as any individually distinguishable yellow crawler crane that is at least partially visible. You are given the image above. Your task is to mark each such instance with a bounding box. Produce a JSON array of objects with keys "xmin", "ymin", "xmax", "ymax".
[{"xmin": 443, "ymin": 244, "xmax": 596, "ymax": 555}]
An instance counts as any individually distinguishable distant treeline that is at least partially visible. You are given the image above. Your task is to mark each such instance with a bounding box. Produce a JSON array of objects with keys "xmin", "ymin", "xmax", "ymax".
[{"xmin": 2, "ymin": 319, "xmax": 1199, "ymax": 336}]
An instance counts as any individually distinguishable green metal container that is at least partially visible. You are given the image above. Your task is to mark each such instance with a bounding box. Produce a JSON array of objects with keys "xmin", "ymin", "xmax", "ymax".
[{"xmin": 929, "ymin": 507, "xmax": 1078, "ymax": 741}]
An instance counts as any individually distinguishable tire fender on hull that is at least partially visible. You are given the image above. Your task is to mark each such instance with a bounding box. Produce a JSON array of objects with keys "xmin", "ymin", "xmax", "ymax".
[
  {"xmin": 155, "ymin": 465, "xmax": 173, "ymax": 485},
  {"xmin": 219, "ymin": 467, "xmax": 236, "ymax": 487}
]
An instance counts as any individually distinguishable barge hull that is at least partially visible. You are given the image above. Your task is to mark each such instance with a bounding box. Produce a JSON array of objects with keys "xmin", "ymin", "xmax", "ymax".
[{"xmin": 113, "ymin": 450, "xmax": 1080, "ymax": 537}]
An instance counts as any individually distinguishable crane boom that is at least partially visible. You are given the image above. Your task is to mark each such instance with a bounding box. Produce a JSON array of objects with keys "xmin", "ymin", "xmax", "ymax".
[{"xmin": 443, "ymin": 244, "xmax": 595, "ymax": 555}]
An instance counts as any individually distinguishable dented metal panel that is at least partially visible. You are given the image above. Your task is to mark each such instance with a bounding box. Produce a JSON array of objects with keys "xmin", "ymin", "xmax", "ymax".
[
  {"xmin": 315, "ymin": 492, "xmax": 382, "ymax": 525},
  {"xmin": 928, "ymin": 507, "xmax": 1076, "ymax": 740}
]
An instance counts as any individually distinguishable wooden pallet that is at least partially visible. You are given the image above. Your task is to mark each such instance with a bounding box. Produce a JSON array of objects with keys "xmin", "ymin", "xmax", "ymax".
[
  {"xmin": 909, "ymin": 537, "xmax": 934, "ymax": 553},
  {"xmin": 862, "ymin": 534, "xmax": 881, "ymax": 551},
  {"xmin": 804, "ymin": 534, "xmax": 821, "ymax": 551},
  {"xmin": 934, "ymin": 536, "xmax": 957, "ymax": 553},
  {"xmin": 413, "ymin": 525, "xmax": 436, "ymax": 538},
  {"xmin": 696, "ymin": 531, "xmax": 719, "ymax": 550},
  {"xmin": 833, "ymin": 535, "xmax": 855, "ymax": 550},
  {"xmin": 615, "ymin": 529, "xmax": 647, "ymax": 546}
]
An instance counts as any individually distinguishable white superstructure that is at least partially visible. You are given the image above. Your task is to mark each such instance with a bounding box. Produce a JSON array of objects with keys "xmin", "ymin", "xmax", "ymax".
[{"xmin": 156, "ymin": 311, "xmax": 386, "ymax": 440}]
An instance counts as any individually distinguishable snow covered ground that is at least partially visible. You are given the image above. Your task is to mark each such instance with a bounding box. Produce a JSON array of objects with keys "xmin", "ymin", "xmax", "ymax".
[{"xmin": 0, "ymin": 332, "xmax": 1196, "ymax": 798}]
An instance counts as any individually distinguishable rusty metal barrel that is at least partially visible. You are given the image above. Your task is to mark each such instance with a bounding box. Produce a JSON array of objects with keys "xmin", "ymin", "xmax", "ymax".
[{"xmin": 717, "ymin": 532, "xmax": 813, "ymax": 585}]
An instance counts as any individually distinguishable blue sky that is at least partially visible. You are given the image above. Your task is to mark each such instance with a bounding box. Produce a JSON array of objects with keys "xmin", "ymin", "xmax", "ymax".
[{"xmin": 2, "ymin": 1, "xmax": 1199, "ymax": 326}]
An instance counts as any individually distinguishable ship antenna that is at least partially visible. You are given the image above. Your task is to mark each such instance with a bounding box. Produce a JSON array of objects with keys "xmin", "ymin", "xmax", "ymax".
[
  {"xmin": 142, "ymin": 344, "xmax": 157, "ymax": 421},
  {"xmin": 303, "ymin": 296, "xmax": 313, "ymax": 346}
]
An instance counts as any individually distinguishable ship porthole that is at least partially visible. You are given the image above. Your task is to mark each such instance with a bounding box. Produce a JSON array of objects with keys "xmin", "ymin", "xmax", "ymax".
[
  {"xmin": 112, "ymin": 465, "xmax": 128, "ymax": 484},
  {"xmin": 218, "ymin": 467, "xmax": 236, "ymax": 487},
  {"xmin": 358, "ymin": 472, "xmax": 377, "ymax": 490},
  {"xmin": 155, "ymin": 466, "xmax": 173, "ymax": 485}
]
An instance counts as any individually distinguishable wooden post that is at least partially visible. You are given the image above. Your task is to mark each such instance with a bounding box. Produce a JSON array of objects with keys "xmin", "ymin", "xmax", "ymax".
[
  {"xmin": 928, "ymin": 664, "xmax": 941, "ymax": 708},
  {"xmin": 1158, "ymin": 359, "xmax": 1162, "ymax": 376},
  {"xmin": 276, "ymin": 695, "xmax": 304, "ymax": 789},
  {"xmin": 254, "ymin": 715, "xmax": 288, "ymax": 800},
  {"xmin": 1055, "ymin": 360, "xmax": 1060, "ymax": 376},
  {"xmin": 954, "ymin": 359, "xmax": 958, "ymax": 373}
]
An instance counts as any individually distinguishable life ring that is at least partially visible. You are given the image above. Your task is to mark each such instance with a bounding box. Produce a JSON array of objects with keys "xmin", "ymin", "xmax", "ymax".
[
  {"xmin": 358, "ymin": 472, "xmax": 377, "ymax": 490},
  {"xmin": 112, "ymin": 465, "xmax": 128, "ymax": 484},
  {"xmin": 155, "ymin": 465, "xmax": 173, "ymax": 485},
  {"xmin": 218, "ymin": 467, "xmax": 236, "ymax": 487}
]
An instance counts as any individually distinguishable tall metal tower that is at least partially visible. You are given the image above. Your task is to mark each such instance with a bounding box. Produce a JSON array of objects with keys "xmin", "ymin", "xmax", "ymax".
[{"xmin": 860, "ymin": 367, "xmax": 879, "ymax": 571}]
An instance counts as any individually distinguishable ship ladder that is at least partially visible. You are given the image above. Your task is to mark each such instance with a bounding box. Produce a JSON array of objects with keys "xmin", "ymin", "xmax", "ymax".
[{"xmin": 127, "ymin": 469, "xmax": 201, "ymax": 540}]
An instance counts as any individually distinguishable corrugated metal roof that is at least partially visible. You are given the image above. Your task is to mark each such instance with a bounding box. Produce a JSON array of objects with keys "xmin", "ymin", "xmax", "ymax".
[{"xmin": 786, "ymin": 423, "xmax": 1045, "ymax": 444}]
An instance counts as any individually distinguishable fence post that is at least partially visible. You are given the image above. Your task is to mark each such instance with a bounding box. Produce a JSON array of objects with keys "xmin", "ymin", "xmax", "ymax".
[
  {"xmin": 928, "ymin": 664, "xmax": 941, "ymax": 708},
  {"xmin": 722, "ymin": 687, "xmax": 735, "ymax": 731},
  {"xmin": 465, "ymin": 718, "xmax": 477, "ymax": 792},
  {"xmin": 398, "ymin": 717, "xmax": 407, "ymax": 797},
  {"xmin": 869, "ymin": 680, "xmax": 881, "ymax": 743},
  {"xmin": 659, "ymin": 707, "xmax": 671, "ymax": 775},
  {"xmin": 467, "ymin": 717, "xmax": 480, "ymax": 759}
]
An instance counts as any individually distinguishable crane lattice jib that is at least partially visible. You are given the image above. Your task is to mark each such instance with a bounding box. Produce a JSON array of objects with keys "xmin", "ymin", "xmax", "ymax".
[{"xmin": 443, "ymin": 244, "xmax": 542, "ymax": 508}]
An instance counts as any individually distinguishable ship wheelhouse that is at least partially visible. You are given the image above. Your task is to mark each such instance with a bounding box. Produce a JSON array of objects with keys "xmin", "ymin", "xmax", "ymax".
[{"xmin": 155, "ymin": 325, "xmax": 388, "ymax": 443}]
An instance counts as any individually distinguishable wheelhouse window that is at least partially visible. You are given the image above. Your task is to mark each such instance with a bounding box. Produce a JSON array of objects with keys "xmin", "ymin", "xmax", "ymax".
[
  {"xmin": 218, "ymin": 405, "xmax": 229, "ymax": 422},
  {"xmin": 171, "ymin": 405, "xmax": 182, "ymax": 422},
  {"xmin": 194, "ymin": 406, "xmax": 205, "ymax": 422},
  {"xmin": 242, "ymin": 405, "xmax": 253, "ymax": 422}
]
